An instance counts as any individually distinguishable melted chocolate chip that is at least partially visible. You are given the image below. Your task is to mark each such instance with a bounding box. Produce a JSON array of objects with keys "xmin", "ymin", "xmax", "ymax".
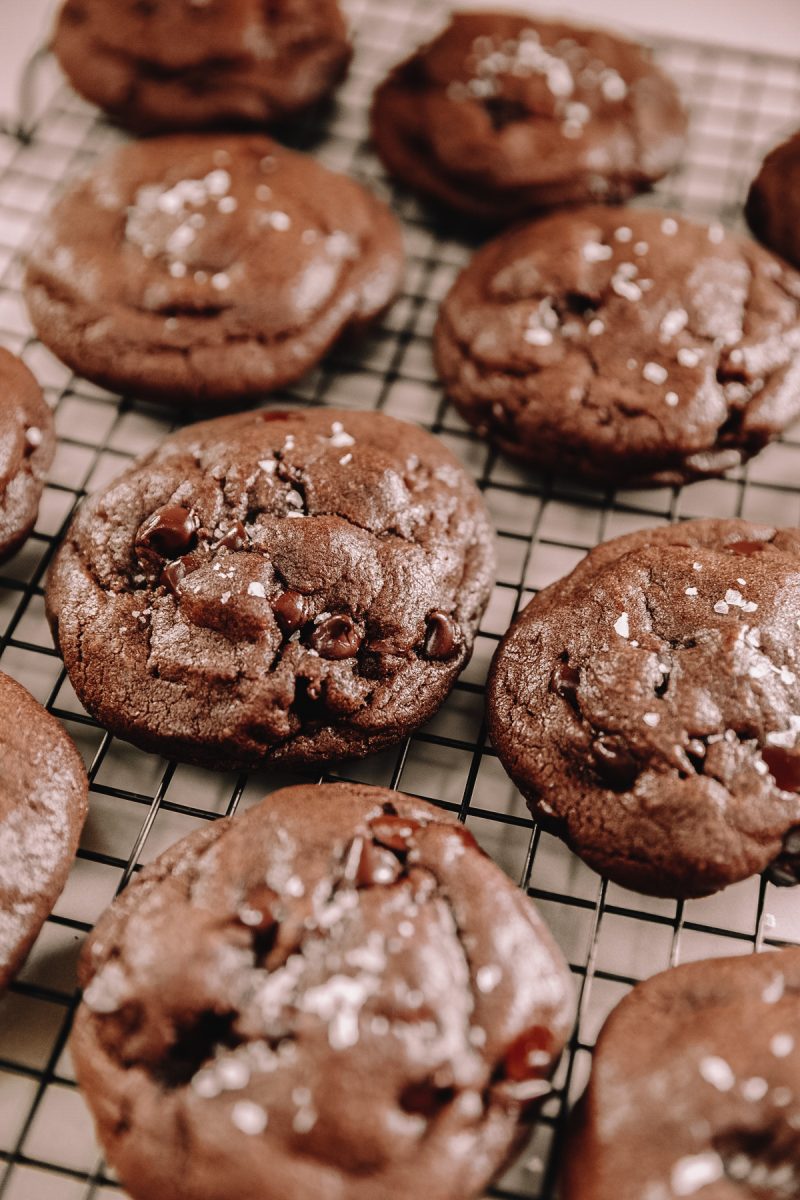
[
  {"xmin": 135, "ymin": 505, "xmax": 198, "ymax": 563},
  {"xmin": 162, "ymin": 556, "xmax": 192, "ymax": 596},
  {"xmin": 213, "ymin": 520, "xmax": 248, "ymax": 552},
  {"xmin": 399, "ymin": 1081, "xmax": 455, "ymax": 1117},
  {"xmin": 424, "ymin": 611, "xmax": 458, "ymax": 660},
  {"xmin": 348, "ymin": 837, "xmax": 403, "ymax": 887},
  {"xmin": 369, "ymin": 814, "xmax": 422, "ymax": 853},
  {"xmin": 259, "ymin": 411, "xmax": 294, "ymax": 423},
  {"xmin": 502, "ymin": 1026, "xmax": 555, "ymax": 1083},
  {"xmin": 550, "ymin": 661, "xmax": 580, "ymax": 705},
  {"xmin": 311, "ymin": 614, "xmax": 360, "ymax": 660},
  {"xmin": 273, "ymin": 590, "xmax": 307, "ymax": 632},
  {"xmin": 728, "ymin": 539, "xmax": 767, "ymax": 556},
  {"xmin": 592, "ymin": 736, "xmax": 638, "ymax": 790},
  {"xmin": 763, "ymin": 747, "xmax": 800, "ymax": 792}
]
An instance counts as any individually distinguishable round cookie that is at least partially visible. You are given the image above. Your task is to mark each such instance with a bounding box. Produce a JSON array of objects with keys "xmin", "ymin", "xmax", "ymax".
[
  {"xmin": 371, "ymin": 12, "xmax": 687, "ymax": 222},
  {"xmin": 24, "ymin": 135, "xmax": 405, "ymax": 405},
  {"xmin": 562, "ymin": 949, "xmax": 800, "ymax": 1200},
  {"xmin": 46, "ymin": 408, "xmax": 495, "ymax": 769},
  {"xmin": 746, "ymin": 129, "xmax": 800, "ymax": 270},
  {"xmin": 0, "ymin": 348, "xmax": 54, "ymax": 562},
  {"xmin": 488, "ymin": 518, "xmax": 800, "ymax": 899},
  {"xmin": 435, "ymin": 206, "xmax": 800, "ymax": 487},
  {"xmin": 72, "ymin": 782, "xmax": 574, "ymax": 1200},
  {"xmin": 0, "ymin": 671, "xmax": 88, "ymax": 989},
  {"xmin": 53, "ymin": 0, "xmax": 352, "ymax": 133}
]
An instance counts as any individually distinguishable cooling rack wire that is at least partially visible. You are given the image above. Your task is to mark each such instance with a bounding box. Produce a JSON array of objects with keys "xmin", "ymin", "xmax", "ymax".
[{"xmin": 1, "ymin": 2, "xmax": 800, "ymax": 1197}]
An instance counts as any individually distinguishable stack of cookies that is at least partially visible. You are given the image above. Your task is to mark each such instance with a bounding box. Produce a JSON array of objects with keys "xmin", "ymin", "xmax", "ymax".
[{"xmin": 1, "ymin": 3, "xmax": 799, "ymax": 1198}]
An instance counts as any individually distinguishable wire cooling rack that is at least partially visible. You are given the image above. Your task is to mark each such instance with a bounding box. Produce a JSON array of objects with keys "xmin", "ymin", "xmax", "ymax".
[{"xmin": 1, "ymin": 3, "xmax": 800, "ymax": 1197}]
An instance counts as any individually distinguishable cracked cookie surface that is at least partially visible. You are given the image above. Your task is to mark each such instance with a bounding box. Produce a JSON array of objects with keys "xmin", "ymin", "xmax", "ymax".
[
  {"xmin": 72, "ymin": 783, "xmax": 573, "ymax": 1200},
  {"xmin": 46, "ymin": 408, "xmax": 495, "ymax": 769},
  {"xmin": 371, "ymin": 12, "xmax": 686, "ymax": 222},
  {"xmin": 0, "ymin": 348, "xmax": 54, "ymax": 562},
  {"xmin": 562, "ymin": 948, "xmax": 800, "ymax": 1200},
  {"xmin": 747, "ymin": 130, "xmax": 800, "ymax": 271},
  {"xmin": 488, "ymin": 519, "xmax": 800, "ymax": 898},
  {"xmin": 24, "ymin": 135, "xmax": 404, "ymax": 405},
  {"xmin": 0, "ymin": 671, "xmax": 88, "ymax": 989},
  {"xmin": 435, "ymin": 206, "xmax": 800, "ymax": 486},
  {"xmin": 53, "ymin": 0, "xmax": 352, "ymax": 133}
]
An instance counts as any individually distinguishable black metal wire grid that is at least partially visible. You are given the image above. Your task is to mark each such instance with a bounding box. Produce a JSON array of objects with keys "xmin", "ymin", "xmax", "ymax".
[{"xmin": 1, "ymin": 3, "xmax": 800, "ymax": 1197}]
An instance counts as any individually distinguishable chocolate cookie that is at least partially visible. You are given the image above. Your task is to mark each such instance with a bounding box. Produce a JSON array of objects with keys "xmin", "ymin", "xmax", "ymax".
[
  {"xmin": 0, "ymin": 348, "xmax": 54, "ymax": 562},
  {"xmin": 0, "ymin": 671, "xmax": 88, "ymax": 989},
  {"xmin": 746, "ymin": 130, "xmax": 800, "ymax": 270},
  {"xmin": 488, "ymin": 519, "xmax": 800, "ymax": 899},
  {"xmin": 24, "ymin": 135, "xmax": 404, "ymax": 405},
  {"xmin": 72, "ymin": 783, "xmax": 573, "ymax": 1200},
  {"xmin": 46, "ymin": 408, "xmax": 494, "ymax": 769},
  {"xmin": 371, "ymin": 12, "xmax": 687, "ymax": 222},
  {"xmin": 435, "ymin": 206, "xmax": 800, "ymax": 486},
  {"xmin": 53, "ymin": 0, "xmax": 352, "ymax": 133},
  {"xmin": 562, "ymin": 948, "xmax": 800, "ymax": 1200}
]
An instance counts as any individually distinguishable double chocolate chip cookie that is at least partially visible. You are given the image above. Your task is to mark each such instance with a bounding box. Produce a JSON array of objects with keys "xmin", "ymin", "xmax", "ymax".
[
  {"xmin": 46, "ymin": 408, "xmax": 495, "ymax": 769},
  {"xmin": 489, "ymin": 519, "xmax": 800, "ymax": 899},
  {"xmin": 746, "ymin": 130, "xmax": 800, "ymax": 270},
  {"xmin": 1, "ymin": 671, "xmax": 88, "ymax": 989},
  {"xmin": 25, "ymin": 135, "xmax": 404, "ymax": 405},
  {"xmin": 0, "ymin": 348, "xmax": 54, "ymax": 562},
  {"xmin": 436, "ymin": 206, "xmax": 800, "ymax": 486},
  {"xmin": 371, "ymin": 12, "xmax": 687, "ymax": 222},
  {"xmin": 563, "ymin": 948, "xmax": 800, "ymax": 1200},
  {"xmin": 72, "ymin": 782, "xmax": 574, "ymax": 1200},
  {"xmin": 53, "ymin": 0, "xmax": 352, "ymax": 133}
]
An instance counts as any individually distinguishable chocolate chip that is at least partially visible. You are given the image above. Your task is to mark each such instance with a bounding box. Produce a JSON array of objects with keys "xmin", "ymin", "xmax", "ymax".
[
  {"xmin": 592, "ymin": 736, "xmax": 638, "ymax": 790},
  {"xmin": 161, "ymin": 556, "xmax": 195, "ymax": 596},
  {"xmin": 550, "ymin": 661, "xmax": 580, "ymax": 704},
  {"xmin": 501, "ymin": 1026, "xmax": 555, "ymax": 1083},
  {"xmin": 368, "ymin": 814, "xmax": 422, "ymax": 853},
  {"xmin": 728, "ymin": 539, "xmax": 767, "ymax": 556},
  {"xmin": 213, "ymin": 520, "xmax": 248, "ymax": 552},
  {"xmin": 135, "ymin": 505, "xmax": 198, "ymax": 563},
  {"xmin": 763, "ymin": 747, "xmax": 800, "ymax": 792},
  {"xmin": 311, "ymin": 614, "xmax": 360, "ymax": 660},
  {"xmin": 346, "ymin": 837, "xmax": 403, "ymax": 887},
  {"xmin": 399, "ymin": 1080, "xmax": 455, "ymax": 1117},
  {"xmin": 273, "ymin": 590, "xmax": 307, "ymax": 632},
  {"xmin": 424, "ymin": 611, "xmax": 458, "ymax": 659},
  {"xmin": 259, "ymin": 411, "xmax": 294, "ymax": 422}
]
